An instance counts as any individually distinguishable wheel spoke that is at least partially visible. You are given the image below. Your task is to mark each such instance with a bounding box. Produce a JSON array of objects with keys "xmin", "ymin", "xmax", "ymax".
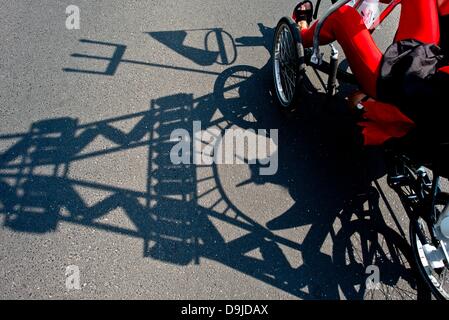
[
  {"xmin": 284, "ymin": 71, "xmax": 295, "ymax": 96},
  {"xmin": 282, "ymin": 71, "xmax": 291, "ymax": 100},
  {"xmin": 274, "ymin": 23, "xmax": 299, "ymax": 106}
]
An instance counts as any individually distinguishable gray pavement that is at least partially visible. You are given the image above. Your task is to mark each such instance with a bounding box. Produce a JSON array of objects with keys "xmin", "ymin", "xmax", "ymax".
[{"xmin": 0, "ymin": 0, "xmax": 437, "ymax": 299}]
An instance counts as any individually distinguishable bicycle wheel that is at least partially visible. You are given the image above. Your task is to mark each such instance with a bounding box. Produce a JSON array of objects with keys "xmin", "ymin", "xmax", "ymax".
[
  {"xmin": 391, "ymin": 157, "xmax": 449, "ymax": 299},
  {"xmin": 333, "ymin": 219, "xmax": 429, "ymax": 300},
  {"xmin": 411, "ymin": 215, "xmax": 449, "ymax": 300},
  {"xmin": 272, "ymin": 17, "xmax": 305, "ymax": 111}
]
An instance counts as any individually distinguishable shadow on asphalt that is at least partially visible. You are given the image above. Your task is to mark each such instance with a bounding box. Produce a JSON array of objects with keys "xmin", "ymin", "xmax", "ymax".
[{"xmin": 0, "ymin": 23, "xmax": 429, "ymax": 299}]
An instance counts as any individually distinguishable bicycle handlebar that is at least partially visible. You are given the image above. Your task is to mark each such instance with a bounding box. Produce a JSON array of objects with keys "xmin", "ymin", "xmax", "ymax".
[
  {"xmin": 313, "ymin": 0, "xmax": 322, "ymax": 19},
  {"xmin": 314, "ymin": 0, "xmax": 340, "ymax": 19}
]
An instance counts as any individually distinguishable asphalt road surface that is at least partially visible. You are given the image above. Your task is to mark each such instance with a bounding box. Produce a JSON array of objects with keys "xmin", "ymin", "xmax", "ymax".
[{"xmin": 0, "ymin": 0, "xmax": 439, "ymax": 299}]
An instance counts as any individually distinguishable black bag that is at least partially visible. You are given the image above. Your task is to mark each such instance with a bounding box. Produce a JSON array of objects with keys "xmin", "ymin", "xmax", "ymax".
[
  {"xmin": 377, "ymin": 40, "xmax": 449, "ymax": 141},
  {"xmin": 377, "ymin": 39, "xmax": 446, "ymax": 120}
]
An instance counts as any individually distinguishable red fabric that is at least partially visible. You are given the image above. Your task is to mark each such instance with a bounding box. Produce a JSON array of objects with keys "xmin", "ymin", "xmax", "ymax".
[
  {"xmin": 439, "ymin": 65, "xmax": 449, "ymax": 74},
  {"xmin": 357, "ymin": 100, "xmax": 416, "ymax": 146}
]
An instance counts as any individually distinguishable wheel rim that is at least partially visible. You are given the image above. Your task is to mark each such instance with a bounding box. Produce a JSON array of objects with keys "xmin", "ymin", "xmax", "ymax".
[
  {"xmin": 274, "ymin": 24, "xmax": 297, "ymax": 107},
  {"xmin": 414, "ymin": 218, "xmax": 449, "ymax": 299}
]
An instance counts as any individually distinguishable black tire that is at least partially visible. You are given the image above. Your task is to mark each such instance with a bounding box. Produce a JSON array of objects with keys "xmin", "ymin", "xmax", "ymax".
[{"xmin": 272, "ymin": 17, "xmax": 306, "ymax": 111}]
